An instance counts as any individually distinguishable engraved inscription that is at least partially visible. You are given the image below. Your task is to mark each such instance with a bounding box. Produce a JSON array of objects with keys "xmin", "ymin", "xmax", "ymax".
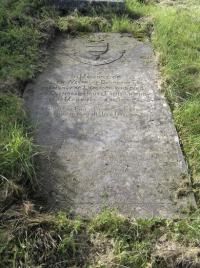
[{"xmin": 45, "ymin": 73, "xmax": 156, "ymax": 119}]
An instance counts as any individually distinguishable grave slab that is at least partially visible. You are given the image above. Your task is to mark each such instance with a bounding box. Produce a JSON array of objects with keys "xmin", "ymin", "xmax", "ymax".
[{"xmin": 24, "ymin": 33, "xmax": 196, "ymax": 218}]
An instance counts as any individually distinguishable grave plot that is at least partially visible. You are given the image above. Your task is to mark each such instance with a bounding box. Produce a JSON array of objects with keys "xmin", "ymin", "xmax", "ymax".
[{"xmin": 24, "ymin": 33, "xmax": 195, "ymax": 217}]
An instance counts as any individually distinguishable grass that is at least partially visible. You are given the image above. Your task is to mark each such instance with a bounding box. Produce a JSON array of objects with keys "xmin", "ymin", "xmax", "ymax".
[
  {"xmin": 1, "ymin": 209, "xmax": 200, "ymax": 267},
  {"xmin": 0, "ymin": 0, "xmax": 200, "ymax": 267},
  {"xmin": 57, "ymin": 12, "xmax": 151, "ymax": 40},
  {"xmin": 147, "ymin": 1, "xmax": 200, "ymax": 198},
  {"xmin": 175, "ymin": 100, "xmax": 200, "ymax": 183},
  {"xmin": 0, "ymin": 0, "xmax": 57, "ymax": 88},
  {"xmin": 151, "ymin": 6, "xmax": 200, "ymax": 104},
  {"xmin": 0, "ymin": 94, "xmax": 34, "ymax": 180},
  {"xmin": 0, "ymin": 93, "xmax": 37, "ymax": 211},
  {"xmin": 0, "ymin": 0, "xmax": 57, "ymax": 210}
]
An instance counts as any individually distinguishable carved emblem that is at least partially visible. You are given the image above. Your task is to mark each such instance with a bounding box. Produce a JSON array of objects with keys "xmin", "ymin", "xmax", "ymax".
[
  {"xmin": 68, "ymin": 41, "xmax": 125, "ymax": 66},
  {"xmin": 87, "ymin": 43, "xmax": 109, "ymax": 60}
]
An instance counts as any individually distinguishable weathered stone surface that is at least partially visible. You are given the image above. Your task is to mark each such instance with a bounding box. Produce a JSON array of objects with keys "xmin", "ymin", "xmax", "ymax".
[
  {"xmin": 50, "ymin": 0, "xmax": 125, "ymax": 11},
  {"xmin": 24, "ymin": 33, "xmax": 195, "ymax": 218}
]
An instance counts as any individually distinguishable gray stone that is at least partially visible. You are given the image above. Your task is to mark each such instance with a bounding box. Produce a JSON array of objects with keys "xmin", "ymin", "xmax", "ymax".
[
  {"xmin": 24, "ymin": 33, "xmax": 196, "ymax": 218},
  {"xmin": 50, "ymin": 0, "xmax": 125, "ymax": 11}
]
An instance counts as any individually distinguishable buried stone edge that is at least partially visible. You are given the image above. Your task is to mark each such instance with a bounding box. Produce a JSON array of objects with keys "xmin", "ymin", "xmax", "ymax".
[{"xmin": 49, "ymin": 0, "xmax": 125, "ymax": 11}]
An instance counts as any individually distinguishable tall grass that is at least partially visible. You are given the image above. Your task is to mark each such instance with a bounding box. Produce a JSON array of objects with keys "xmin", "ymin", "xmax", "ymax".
[
  {"xmin": 57, "ymin": 6, "xmax": 152, "ymax": 40},
  {"xmin": 0, "ymin": 0, "xmax": 57, "ymax": 84},
  {"xmin": 1, "ymin": 210, "xmax": 200, "ymax": 267},
  {"xmin": 0, "ymin": 0, "xmax": 57, "ymax": 206},
  {"xmin": 0, "ymin": 94, "xmax": 37, "ymax": 188},
  {"xmin": 152, "ymin": 7, "xmax": 200, "ymax": 104},
  {"xmin": 151, "ymin": 4, "xmax": 200, "ymax": 192},
  {"xmin": 175, "ymin": 100, "xmax": 200, "ymax": 184}
]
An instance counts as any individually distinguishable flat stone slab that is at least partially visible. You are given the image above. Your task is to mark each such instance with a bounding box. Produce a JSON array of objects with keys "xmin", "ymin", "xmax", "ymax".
[
  {"xmin": 24, "ymin": 33, "xmax": 195, "ymax": 218},
  {"xmin": 50, "ymin": 0, "xmax": 125, "ymax": 11}
]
